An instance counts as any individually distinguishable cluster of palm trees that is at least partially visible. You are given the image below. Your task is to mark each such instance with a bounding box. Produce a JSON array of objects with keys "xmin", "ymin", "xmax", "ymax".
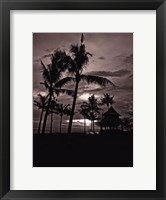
[
  {"xmin": 34, "ymin": 95, "xmax": 71, "ymax": 134},
  {"xmin": 79, "ymin": 95, "xmax": 101, "ymax": 133},
  {"xmin": 34, "ymin": 34, "xmax": 114, "ymax": 134},
  {"xmin": 79, "ymin": 93, "xmax": 133, "ymax": 133},
  {"xmin": 79, "ymin": 93, "xmax": 116, "ymax": 133}
]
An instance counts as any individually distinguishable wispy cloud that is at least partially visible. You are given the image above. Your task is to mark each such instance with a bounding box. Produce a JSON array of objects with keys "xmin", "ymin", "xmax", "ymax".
[
  {"xmin": 86, "ymin": 69, "xmax": 131, "ymax": 77},
  {"xmin": 33, "ymin": 89, "xmax": 47, "ymax": 99},
  {"xmin": 45, "ymin": 47, "xmax": 55, "ymax": 52},
  {"xmin": 98, "ymin": 56, "xmax": 105, "ymax": 60}
]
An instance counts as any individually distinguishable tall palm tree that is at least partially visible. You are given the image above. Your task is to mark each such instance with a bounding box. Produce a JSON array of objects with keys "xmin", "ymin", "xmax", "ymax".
[
  {"xmin": 34, "ymin": 94, "xmax": 47, "ymax": 134},
  {"xmin": 41, "ymin": 50, "xmax": 74, "ymax": 134},
  {"xmin": 55, "ymin": 103, "xmax": 71, "ymax": 134},
  {"xmin": 57, "ymin": 34, "xmax": 115, "ymax": 133},
  {"xmin": 100, "ymin": 93, "xmax": 115, "ymax": 110},
  {"xmin": 81, "ymin": 95, "xmax": 101, "ymax": 133}
]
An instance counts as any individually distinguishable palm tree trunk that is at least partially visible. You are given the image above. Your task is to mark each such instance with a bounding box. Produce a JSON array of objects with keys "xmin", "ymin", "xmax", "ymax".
[
  {"xmin": 84, "ymin": 117, "xmax": 86, "ymax": 134},
  {"xmin": 91, "ymin": 120, "xmax": 93, "ymax": 131},
  {"xmin": 93, "ymin": 120, "xmax": 95, "ymax": 133},
  {"xmin": 38, "ymin": 109, "xmax": 44, "ymax": 134},
  {"xmin": 68, "ymin": 81, "xmax": 79, "ymax": 134},
  {"xmin": 50, "ymin": 111, "xmax": 53, "ymax": 134},
  {"xmin": 60, "ymin": 114, "xmax": 62, "ymax": 134},
  {"xmin": 41, "ymin": 96, "xmax": 51, "ymax": 134}
]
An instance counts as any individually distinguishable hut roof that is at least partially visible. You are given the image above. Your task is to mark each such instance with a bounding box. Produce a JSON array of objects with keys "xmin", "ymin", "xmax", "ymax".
[{"xmin": 103, "ymin": 106, "xmax": 121, "ymax": 117}]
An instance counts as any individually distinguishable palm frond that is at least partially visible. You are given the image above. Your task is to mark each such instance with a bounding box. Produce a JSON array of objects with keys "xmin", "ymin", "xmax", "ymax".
[
  {"xmin": 34, "ymin": 93, "xmax": 48, "ymax": 109},
  {"xmin": 66, "ymin": 57, "xmax": 77, "ymax": 74},
  {"xmin": 70, "ymin": 45, "xmax": 79, "ymax": 54},
  {"xmin": 54, "ymin": 77, "xmax": 76, "ymax": 88},
  {"xmin": 40, "ymin": 81, "xmax": 50, "ymax": 89},
  {"xmin": 51, "ymin": 50, "xmax": 71, "ymax": 73},
  {"xmin": 86, "ymin": 52, "xmax": 93, "ymax": 57},
  {"xmin": 41, "ymin": 60, "xmax": 46, "ymax": 70},
  {"xmin": 81, "ymin": 33, "xmax": 84, "ymax": 43},
  {"xmin": 54, "ymin": 88, "xmax": 74, "ymax": 96},
  {"xmin": 100, "ymin": 93, "xmax": 115, "ymax": 107},
  {"xmin": 33, "ymin": 100, "xmax": 41, "ymax": 108},
  {"xmin": 80, "ymin": 75, "xmax": 115, "ymax": 87},
  {"xmin": 41, "ymin": 60, "xmax": 51, "ymax": 83}
]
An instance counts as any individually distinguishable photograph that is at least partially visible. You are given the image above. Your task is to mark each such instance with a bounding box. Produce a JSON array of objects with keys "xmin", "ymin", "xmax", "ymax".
[{"xmin": 33, "ymin": 33, "xmax": 133, "ymax": 167}]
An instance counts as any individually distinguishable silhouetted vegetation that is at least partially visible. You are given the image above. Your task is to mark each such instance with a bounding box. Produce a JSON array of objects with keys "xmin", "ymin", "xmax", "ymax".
[
  {"xmin": 100, "ymin": 93, "xmax": 115, "ymax": 110},
  {"xmin": 55, "ymin": 103, "xmax": 71, "ymax": 134},
  {"xmin": 34, "ymin": 94, "xmax": 47, "ymax": 134},
  {"xmin": 48, "ymin": 98, "xmax": 58, "ymax": 134},
  {"xmin": 40, "ymin": 51, "xmax": 74, "ymax": 134},
  {"xmin": 80, "ymin": 95, "xmax": 101, "ymax": 133},
  {"xmin": 55, "ymin": 34, "xmax": 115, "ymax": 133}
]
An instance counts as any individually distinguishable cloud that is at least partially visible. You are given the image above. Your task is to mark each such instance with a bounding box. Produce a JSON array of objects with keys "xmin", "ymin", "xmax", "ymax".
[
  {"xmin": 98, "ymin": 56, "xmax": 105, "ymax": 60},
  {"xmin": 86, "ymin": 69, "xmax": 131, "ymax": 77},
  {"xmin": 45, "ymin": 47, "xmax": 55, "ymax": 52},
  {"xmin": 33, "ymin": 89, "xmax": 47, "ymax": 99},
  {"xmin": 113, "ymin": 54, "xmax": 133, "ymax": 65},
  {"xmin": 124, "ymin": 54, "xmax": 133, "ymax": 64}
]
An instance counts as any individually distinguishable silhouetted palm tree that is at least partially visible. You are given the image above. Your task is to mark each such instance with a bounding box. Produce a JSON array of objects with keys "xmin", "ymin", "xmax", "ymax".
[
  {"xmin": 55, "ymin": 103, "xmax": 71, "ymax": 134},
  {"xmin": 34, "ymin": 94, "xmax": 47, "ymax": 134},
  {"xmin": 57, "ymin": 34, "xmax": 115, "ymax": 133},
  {"xmin": 100, "ymin": 93, "xmax": 115, "ymax": 110},
  {"xmin": 81, "ymin": 95, "xmax": 101, "ymax": 133},
  {"xmin": 40, "ymin": 50, "xmax": 74, "ymax": 134},
  {"xmin": 48, "ymin": 98, "xmax": 58, "ymax": 134},
  {"xmin": 79, "ymin": 104, "xmax": 89, "ymax": 134}
]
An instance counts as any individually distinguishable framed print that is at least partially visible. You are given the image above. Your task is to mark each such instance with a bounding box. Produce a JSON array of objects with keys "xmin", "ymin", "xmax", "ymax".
[{"xmin": 0, "ymin": 0, "xmax": 166, "ymax": 199}]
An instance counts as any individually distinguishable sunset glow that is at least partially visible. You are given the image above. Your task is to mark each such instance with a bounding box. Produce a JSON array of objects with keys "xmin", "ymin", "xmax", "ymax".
[{"xmin": 66, "ymin": 119, "xmax": 92, "ymax": 126}]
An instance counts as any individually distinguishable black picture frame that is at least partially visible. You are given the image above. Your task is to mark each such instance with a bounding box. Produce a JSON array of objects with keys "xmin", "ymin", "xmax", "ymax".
[{"xmin": 0, "ymin": 0, "xmax": 165, "ymax": 199}]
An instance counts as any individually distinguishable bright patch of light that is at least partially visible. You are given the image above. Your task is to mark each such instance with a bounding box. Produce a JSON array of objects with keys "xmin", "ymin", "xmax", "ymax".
[
  {"xmin": 79, "ymin": 93, "xmax": 101, "ymax": 101},
  {"xmin": 66, "ymin": 119, "xmax": 91, "ymax": 126},
  {"xmin": 79, "ymin": 93, "xmax": 91, "ymax": 100}
]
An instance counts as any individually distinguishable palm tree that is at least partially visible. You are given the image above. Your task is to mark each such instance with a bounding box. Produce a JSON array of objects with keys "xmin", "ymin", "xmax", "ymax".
[
  {"xmin": 81, "ymin": 95, "xmax": 101, "ymax": 133},
  {"xmin": 33, "ymin": 94, "xmax": 47, "ymax": 134},
  {"xmin": 55, "ymin": 103, "xmax": 71, "ymax": 134},
  {"xmin": 100, "ymin": 93, "xmax": 115, "ymax": 110},
  {"xmin": 57, "ymin": 34, "xmax": 115, "ymax": 133},
  {"xmin": 40, "ymin": 50, "xmax": 74, "ymax": 134},
  {"xmin": 48, "ymin": 98, "xmax": 58, "ymax": 134},
  {"xmin": 79, "ymin": 104, "xmax": 89, "ymax": 134}
]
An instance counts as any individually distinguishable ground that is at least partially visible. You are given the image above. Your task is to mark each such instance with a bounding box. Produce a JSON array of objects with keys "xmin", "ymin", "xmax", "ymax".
[{"xmin": 33, "ymin": 130, "xmax": 133, "ymax": 167}]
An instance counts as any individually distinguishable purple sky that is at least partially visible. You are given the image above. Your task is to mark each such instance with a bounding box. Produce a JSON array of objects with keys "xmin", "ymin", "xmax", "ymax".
[{"xmin": 33, "ymin": 33, "xmax": 133, "ymax": 133}]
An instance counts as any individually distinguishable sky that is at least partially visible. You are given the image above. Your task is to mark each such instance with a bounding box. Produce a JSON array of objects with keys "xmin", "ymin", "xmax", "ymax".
[{"xmin": 33, "ymin": 33, "xmax": 133, "ymax": 133}]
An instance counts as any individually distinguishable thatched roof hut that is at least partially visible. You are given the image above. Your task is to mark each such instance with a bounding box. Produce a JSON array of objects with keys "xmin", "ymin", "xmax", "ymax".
[
  {"xmin": 101, "ymin": 106, "xmax": 121, "ymax": 129},
  {"xmin": 103, "ymin": 106, "xmax": 121, "ymax": 117}
]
